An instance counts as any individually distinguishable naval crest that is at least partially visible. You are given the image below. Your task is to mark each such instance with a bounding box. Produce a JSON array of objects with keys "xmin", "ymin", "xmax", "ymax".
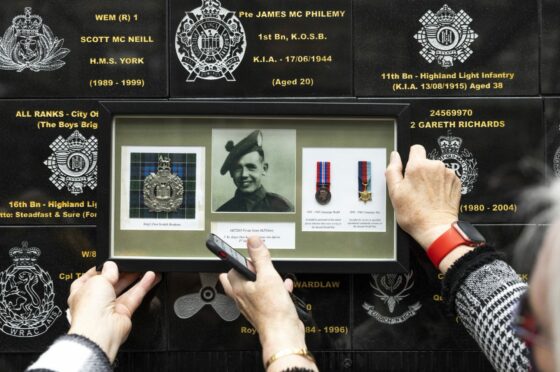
[
  {"xmin": 44, "ymin": 130, "xmax": 98, "ymax": 195},
  {"xmin": 429, "ymin": 130, "xmax": 478, "ymax": 195},
  {"xmin": 414, "ymin": 4, "xmax": 477, "ymax": 68},
  {"xmin": 175, "ymin": 0, "xmax": 246, "ymax": 82},
  {"xmin": 0, "ymin": 241, "xmax": 62, "ymax": 337},
  {"xmin": 143, "ymin": 156, "xmax": 184, "ymax": 213},
  {"xmin": 0, "ymin": 7, "xmax": 70, "ymax": 72},
  {"xmin": 362, "ymin": 271, "xmax": 421, "ymax": 325}
]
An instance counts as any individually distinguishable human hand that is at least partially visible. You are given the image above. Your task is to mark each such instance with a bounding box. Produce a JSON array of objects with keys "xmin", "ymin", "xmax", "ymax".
[
  {"xmin": 67, "ymin": 262, "xmax": 160, "ymax": 363},
  {"xmin": 219, "ymin": 236, "xmax": 317, "ymax": 372},
  {"xmin": 386, "ymin": 145, "xmax": 461, "ymax": 251}
]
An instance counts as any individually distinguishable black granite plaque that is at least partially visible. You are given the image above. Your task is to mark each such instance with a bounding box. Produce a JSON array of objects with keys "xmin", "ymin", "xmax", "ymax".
[
  {"xmin": 542, "ymin": 1, "xmax": 560, "ymax": 94},
  {"xmin": 169, "ymin": 0, "xmax": 352, "ymax": 97},
  {"xmin": 0, "ymin": 100, "xmax": 100, "ymax": 225},
  {"xmin": 167, "ymin": 272, "xmax": 260, "ymax": 351},
  {"xmin": 406, "ymin": 98, "xmax": 544, "ymax": 223},
  {"xmin": 352, "ymin": 257, "xmax": 478, "ymax": 351},
  {"xmin": 355, "ymin": 1, "xmax": 539, "ymax": 97},
  {"xmin": 545, "ymin": 98, "xmax": 560, "ymax": 178},
  {"xmin": 0, "ymin": 1, "xmax": 166, "ymax": 98},
  {"xmin": 290, "ymin": 274, "xmax": 351, "ymax": 350},
  {"xmin": 0, "ymin": 227, "xmax": 95, "ymax": 352}
]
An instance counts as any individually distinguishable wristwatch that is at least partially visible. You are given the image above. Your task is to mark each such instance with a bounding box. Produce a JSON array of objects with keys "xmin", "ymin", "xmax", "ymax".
[{"xmin": 426, "ymin": 221, "xmax": 486, "ymax": 268}]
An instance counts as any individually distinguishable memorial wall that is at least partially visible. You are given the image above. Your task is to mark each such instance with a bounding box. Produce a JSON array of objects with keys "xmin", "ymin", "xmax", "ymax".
[{"xmin": 0, "ymin": 0, "xmax": 555, "ymax": 371}]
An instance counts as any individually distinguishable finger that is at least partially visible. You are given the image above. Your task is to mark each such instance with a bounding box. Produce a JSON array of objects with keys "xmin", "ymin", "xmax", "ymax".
[
  {"xmin": 385, "ymin": 151, "xmax": 403, "ymax": 193},
  {"xmin": 246, "ymin": 236, "xmax": 274, "ymax": 274},
  {"xmin": 115, "ymin": 271, "xmax": 160, "ymax": 318},
  {"xmin": 69, "ymin": 266, "xmax": 97, "ymax": 294},
  {"xmin": 283, "ymin": 278, "xmax": 294, "ymax": 293},
  {"xmin": 114, "ymin": 272, "xmax": 142, "ymax": 296},
  {"xmin": 408, "ymin": 144, "xmax": 427, "ymax": 163},
  {"xmin": 101, "ymin": 261, "xmax": 120, "ymax": 286},
  {"xmin": 219, "ymin": 272, "xmax": 234, "ymax": 298}
]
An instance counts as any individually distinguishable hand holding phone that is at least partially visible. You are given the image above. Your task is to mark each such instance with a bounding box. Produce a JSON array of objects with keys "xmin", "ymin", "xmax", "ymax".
[{"xmin": 206, "ymin": 233, "xmax": 310, "ymax": 322}]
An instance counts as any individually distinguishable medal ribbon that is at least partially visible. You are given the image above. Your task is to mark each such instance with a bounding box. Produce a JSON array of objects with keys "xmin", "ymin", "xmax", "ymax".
[
  {"xmin": 358, "ymin": 161, "xmax": 371, "ymax": 193},
  {"xmin": 316, "ymin": 161, "xmax": 330, "ymax": 191}
]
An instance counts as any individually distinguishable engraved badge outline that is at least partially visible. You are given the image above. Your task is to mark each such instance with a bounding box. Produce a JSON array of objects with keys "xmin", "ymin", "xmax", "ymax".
[
  {"xmin": 175, "ymin": 0, "xmax": 246, "ymax": 82},
  {"xmin": 173, "ymin": 273, "xmax": 240, "ymax": 322},
  {"xmin": 44, "ymin": 130, "xmax": 98, "ymax": 195},
  {"xmin": 429, "ymin": 130, "xmax": 478, "ymax": 195},
  {"xmin": 414, "ymin": 4, "xmax": 478, "ymax": 68},
  {"xmin": 0, "ymin": 241, "xmax": 62, "ymax": 337},
  {"xmin": 362, "ymin": 271, "xmax": 421, "ymax": 325},
  {"xmin": 553, "ymin": 146, "xmax": 560, "ymax": 177},
  {"xmin": 143, "ymin": 155, "xmax": 184, "ymax": 213},
  {"xmin": 0, "ymin": 7, "xmax": 70, "ymax": 72}
]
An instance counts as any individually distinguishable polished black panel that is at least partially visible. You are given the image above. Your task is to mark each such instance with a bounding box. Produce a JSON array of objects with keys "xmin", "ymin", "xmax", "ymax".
[
  {"xmin": 545, "ymin": 98, "xmax": 560, "ymax": 178},
  {"xmin": 355, "ymin": 1, "xmax": 539, "ymax": 96},
  {"xmin": 0, "ymin": 227, "xmax": 95, "ymax": 352},
  {"xmin": 542, "ymin": 1, "xmax": 560, "ymax": 94},
  {"xmin": 406, "ymin": 98, "xmax": 544, "ymax": 223},
  {"xmin": 0, "ymin": 1, "xmax": 166, "ymax": 98},
  {"xmin": 169, "ymin": 0, "xmax": 352, "ymax": 97},
  {"xmin": 352, "ymin": 256, "xmax": 478, "ymax": 351},
  {"xmin": 0, "ymin": 100, "xmax": 100, "ymax": 225}
]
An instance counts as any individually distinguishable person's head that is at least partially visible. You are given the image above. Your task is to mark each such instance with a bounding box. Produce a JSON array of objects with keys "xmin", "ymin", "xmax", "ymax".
[
  {"xmin": 230, "ymin": 149, "xmax": 268, "ymax": 193},
  {"xmin": 514, "ymin": 180, "xmax": 560, "ymax": 372},
  {"xmin": 220, "ymin": 130, "xmax": 268, "ymax": 194}
]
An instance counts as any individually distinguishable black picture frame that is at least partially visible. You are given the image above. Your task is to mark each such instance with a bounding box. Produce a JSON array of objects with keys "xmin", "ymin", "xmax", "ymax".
[{"xmin": 98, "ymin": 100, "xmax": 411, "ymax": 273}]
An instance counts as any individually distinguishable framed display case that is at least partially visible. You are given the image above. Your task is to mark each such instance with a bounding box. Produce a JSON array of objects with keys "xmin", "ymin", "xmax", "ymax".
[{"xmin": 98, "ymin": 101, "xmax": 411, "ymax": 272}]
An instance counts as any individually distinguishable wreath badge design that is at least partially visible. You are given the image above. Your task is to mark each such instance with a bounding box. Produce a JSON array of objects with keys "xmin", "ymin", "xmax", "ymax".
[
  {"xmin": 175, "ymin": 0, "xmax": 246, "ymax": 82},
  {"xmin": 0, "ymin": 242, "xmax": 62, "ymax": 337},
  {"xmin": 0, "ymin": 7, "xmax": 70, "ymax": 72},
  {"xmin": 414, "ymin": 4, "xmax": 477, "ymax": 68},
  {"xmin": 44, "ymin": 130, "xmax": 98, "ymax": 195},
  {"xmin": 429, "ymin": 130, "xmax": 479, "ymax": 195},
  {"xmin": 143, "ymin": 156, "xmax": 184, "ymax": 213},
  {"xmin": 362, "ymin": 271, "xmax": 421, "ymax": 325}
]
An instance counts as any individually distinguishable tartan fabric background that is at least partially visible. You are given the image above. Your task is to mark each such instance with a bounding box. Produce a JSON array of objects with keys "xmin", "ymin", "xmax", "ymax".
[{"xmin": 128, "ymin": 152, "xmax": 197, "ymax": 219}]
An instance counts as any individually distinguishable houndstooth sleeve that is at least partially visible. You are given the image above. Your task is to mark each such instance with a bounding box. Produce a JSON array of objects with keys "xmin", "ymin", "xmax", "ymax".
[{"xmin": 444, "ymin": 253, "xmax": 530, "ymax": 372}]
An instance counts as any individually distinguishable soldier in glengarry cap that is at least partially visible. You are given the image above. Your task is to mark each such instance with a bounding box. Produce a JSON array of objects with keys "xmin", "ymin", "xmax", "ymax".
[{"xmin": 217, "ymin": 130, "xmax": 294, "ymax": 212}]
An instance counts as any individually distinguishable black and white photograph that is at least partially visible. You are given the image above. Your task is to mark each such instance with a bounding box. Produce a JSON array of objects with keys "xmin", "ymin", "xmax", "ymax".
[{"xmin": 211, "ymin": 129, "xmax": 296, "ymax": 213}]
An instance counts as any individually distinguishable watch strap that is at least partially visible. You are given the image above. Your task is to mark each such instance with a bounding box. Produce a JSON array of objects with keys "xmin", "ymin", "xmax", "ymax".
[{"xmin": 427, "ymin": 222, "xmax": 470, "ymax": 268}]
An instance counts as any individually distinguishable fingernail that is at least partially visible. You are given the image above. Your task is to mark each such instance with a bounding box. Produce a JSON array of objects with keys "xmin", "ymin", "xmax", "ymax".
[
  {"xmin": 390, "ymin": 151, "xmax": 397, "ymax": 162},
  {"xmin": 247, "ymin": 236, "xmax": 261, "ymax": 249}
]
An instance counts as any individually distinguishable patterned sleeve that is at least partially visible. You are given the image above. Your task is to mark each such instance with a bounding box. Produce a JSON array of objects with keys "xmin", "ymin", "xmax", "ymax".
[
  {"xmin": 443, "ymin": 248, "xmax": 530, "ymax": 372},
  {"xmin": 26, "ymin": 334, "xmax": 112, "ymax": 372}
]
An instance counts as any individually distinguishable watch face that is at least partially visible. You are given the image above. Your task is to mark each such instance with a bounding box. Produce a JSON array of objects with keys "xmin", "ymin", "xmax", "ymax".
[{"xmin": 456, "ymin": 221, "xmax": 486, "ymax": 244}]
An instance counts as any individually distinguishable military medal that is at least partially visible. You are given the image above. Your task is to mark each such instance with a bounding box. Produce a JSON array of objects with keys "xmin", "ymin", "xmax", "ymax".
[
  {"xmin": 143, "ymin": 155, "xmax": 184, "ymax": 212},
  {"xmin": 315, "ymin": 161, "xmax": 331, "ymax": 205},
  {"xmin": 358, "ymin": 161, "xmax": 372, "ymax": 203}
]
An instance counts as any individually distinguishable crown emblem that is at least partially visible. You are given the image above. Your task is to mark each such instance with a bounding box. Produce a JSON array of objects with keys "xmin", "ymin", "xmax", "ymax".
[
  {"xmin": 66, "ymin": 131, "xmax": 87, "ymax": 151},
  {"xmin": 437, "ymin": 130, "xmax": 463, "ymax": 154},
  {"xmin": 158, "ymin": 155, "xmax": 171, "ymax": 172},
  {"xmin": 429, "ymin": 130, "xmax": 478, "ymax": 195},
  {"xmin": 435, "ymin": 4, "xmax": 456, "ymax": 25},
  {"xmin": 12, "ymin": 7, "xmax": 43, "ymax": 38},
  {"xmin": 8, "ymin": 241, "xmax": 41, "ymax": 267},
  {"xmin": 201, "ymin": 0, "xmax": 222, "ymax": 18}
]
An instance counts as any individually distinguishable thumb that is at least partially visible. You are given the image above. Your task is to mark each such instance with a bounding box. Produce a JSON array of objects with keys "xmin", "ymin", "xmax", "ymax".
[
  {"xmin": 246, "ymin": 236, "xmax": 274, "ymax": 274},
  {"xmin": 101, "ymin": 261, "xmax": 119, "ymax": 286},
  {"xmin": 385, "ymin": 151, "xmax": 403, "ymax": 193}
]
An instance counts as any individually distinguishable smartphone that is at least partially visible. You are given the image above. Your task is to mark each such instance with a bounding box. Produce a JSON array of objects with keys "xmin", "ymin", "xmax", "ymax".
[{"xmin": 206, "ymin": 233, "xmax": 311, "ymax": 322}]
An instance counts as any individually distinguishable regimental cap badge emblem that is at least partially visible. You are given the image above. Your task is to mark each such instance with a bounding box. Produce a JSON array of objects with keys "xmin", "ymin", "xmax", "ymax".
[
  {"xmin": 362, "ymin": 271, "xmax": 421, "ymax": 325},
  {"xmin": 0, "ymin": 7, "xmax": 70, "ymax": 72},
  {"xmin": 44, "ymin": 130, "xmax": 98, "ymax": 195},
  {"xmin": 0, "ymin": 241, "xmax": 62, "ymax": 337},
  {"xmin": 175, "ymin": 0, "xmax": 246, "ymax": 82},
  {"xmin": 143, "ymin": 155, "xmax": 184, "ymax": 213},
  {"xmin": 414, "ymin": 4, "xmax": 477, "ymax": 68},
  {"xmin": 428, "ymin": 130, "xmax": 478, "ymax": 195}
]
